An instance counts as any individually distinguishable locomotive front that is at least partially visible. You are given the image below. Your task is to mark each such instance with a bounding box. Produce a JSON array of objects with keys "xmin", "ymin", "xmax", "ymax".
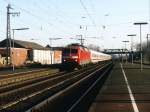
[{"xmin": 62, "ymin": 46, "xmax": 79, "ymax": 70}]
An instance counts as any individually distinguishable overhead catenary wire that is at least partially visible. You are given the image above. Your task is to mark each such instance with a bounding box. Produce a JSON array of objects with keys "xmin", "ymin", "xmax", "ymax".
[
  {"xmin": 11, "ymin": 4, "xmax": 53, "ymax": 26},
  {"xmin": 3, "ymin": 0, "xmax": 76, "ymax": 38},
  {"xmin": 3, "ymin": 0, "xmax": 62, "ymax": 45},
  {"xmin": 36, "ymin": 0, "xmax": 78, "ymax": 26},
  {"xmin": 79, "ymin": 0, "xmax": 100, "ymax": 36},
  {"xmin": 88, "ymin": 0, "xmax": 95, "ymax": 14},
  {"xmin": 2, "ymin": 2, "xmax": 40, "ymax": 40},
  {"xmin": 28, "ymin": 0, "xmax": 79, "ymax": 31},
  {"xmin": 2, "ymin": 0, "xmax": 134, "ymax": 47},
  {"xmin": 14, "ymin": 5, "xmax": 78, "ymax": 38},
  {"xmin": 2, "ymin": 1, "xmax": 47, "ymax": 36}
]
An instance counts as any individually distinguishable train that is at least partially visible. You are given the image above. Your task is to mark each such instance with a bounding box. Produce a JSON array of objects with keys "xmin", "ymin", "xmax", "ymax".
[
  {"xmin": 61, "ymin": 43, "xmax": 112, "ymax": 70},
  {"xmin": 0, "ymin": 39, "xmax": 111, "ymax": 69}
]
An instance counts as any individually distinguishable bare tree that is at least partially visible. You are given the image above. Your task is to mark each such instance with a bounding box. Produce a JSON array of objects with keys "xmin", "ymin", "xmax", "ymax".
[{"xmin": 86, "ymin": 44, "xmax": 101, "ymax": 51}]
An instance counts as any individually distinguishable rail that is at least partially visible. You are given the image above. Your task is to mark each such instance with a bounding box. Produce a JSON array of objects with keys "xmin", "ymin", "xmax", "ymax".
[
  {"xmin": 0, "ymin": 61, "xmax": 113, "ymax": 112},
  {"xmin": 26, "ymin": 62, "xmax": 113, "ymax": 112}
]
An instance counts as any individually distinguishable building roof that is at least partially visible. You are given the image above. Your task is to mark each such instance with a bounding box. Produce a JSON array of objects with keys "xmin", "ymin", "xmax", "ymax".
[
  {"xmin": 45, "ymin": 45, "xmax": 63, "ymax": 51},
  {"xmin": 0, "ymin": 38, "xmax": 47, "ymax": 50}
]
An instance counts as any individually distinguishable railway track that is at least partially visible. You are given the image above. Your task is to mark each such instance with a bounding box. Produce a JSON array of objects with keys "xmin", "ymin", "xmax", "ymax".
[
  {"xmin": 0, "ymin": 68, "xmax": 59, "ymax": 87},
  {"xmin": 0, "ymin": 68, "xmax": 53, "ymax": 78},
  {"xmin": 0, "ymin": 65, "xmax": 96, "ymax": 107},
  {"xmin": 28, "ymin": 62, "xmax": 113, "ymax": 112},
  {"xmin": 0, "ymin": 62, "xmax": 113, "ymax": 112}
]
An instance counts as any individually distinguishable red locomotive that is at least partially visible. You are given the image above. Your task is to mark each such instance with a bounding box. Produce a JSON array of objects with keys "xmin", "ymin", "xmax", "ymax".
[
  {"xmin": 62, "ymin": 43, "xmax": 111, "ymax": 70},
  {"xmin": 62, "ymin": 43, "xmax": 90, "ymax": 70}
]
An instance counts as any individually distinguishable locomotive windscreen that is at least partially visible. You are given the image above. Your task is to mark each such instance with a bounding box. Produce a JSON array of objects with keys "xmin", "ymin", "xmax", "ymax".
[{"xmin": 63, "ymin": 48, "xmax": 78, "ymax": 54}]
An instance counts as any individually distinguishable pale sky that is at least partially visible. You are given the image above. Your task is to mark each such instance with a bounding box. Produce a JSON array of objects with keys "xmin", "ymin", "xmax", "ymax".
[{"xmin": 0, "ymin": 0, "xmax": 149, "ymax": 50}]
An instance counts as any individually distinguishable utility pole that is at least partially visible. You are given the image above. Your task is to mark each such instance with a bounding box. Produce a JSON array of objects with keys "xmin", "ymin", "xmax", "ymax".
[
  {"xmin": 6, "ymin": 4, "xmax": 11, "ymax": 65},
  {"xmin": 6, "ymin": 4, "xmax": 20, "ymax": 66},
  {"xmin": 76, "ymin": 35, "xmax": 85, "ymax": 46}
]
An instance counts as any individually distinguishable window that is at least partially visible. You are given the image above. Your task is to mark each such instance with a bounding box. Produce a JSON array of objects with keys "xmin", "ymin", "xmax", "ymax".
[{"xmin": 63, "ymin": 48, "xmax": 78, "ymax": 54}]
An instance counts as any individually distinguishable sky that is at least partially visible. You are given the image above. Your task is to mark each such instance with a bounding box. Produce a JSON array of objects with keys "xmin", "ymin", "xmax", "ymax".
[{"xmin": 0, "ymin": 0, "xmax": 150, "ymax": 50}]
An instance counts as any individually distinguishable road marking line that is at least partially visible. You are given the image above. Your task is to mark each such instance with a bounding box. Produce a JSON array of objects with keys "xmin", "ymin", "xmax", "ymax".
[{"xmin": 120, "ymin": 63, "xmax": 139, "ymax": 112}]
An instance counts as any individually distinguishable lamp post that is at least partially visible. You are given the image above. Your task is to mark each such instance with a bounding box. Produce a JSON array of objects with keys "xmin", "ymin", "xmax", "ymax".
[
  {"xmin": 134, "ymin": 22, "xmax": 148, "ymax": 71},
  {"xmin": 12, "ymin": 28, "xmax": 29, "ymax": 71},
  {"xmin": 122, "ymin": 40, "xmax": 129, "ymax": 63},
  {"xmin": 49, "ymin": 38, "xmax": 62, "ymax": 64},
  {"xmin": 127, "ymin": 34, "xmax": 136, "ymax": 64}
]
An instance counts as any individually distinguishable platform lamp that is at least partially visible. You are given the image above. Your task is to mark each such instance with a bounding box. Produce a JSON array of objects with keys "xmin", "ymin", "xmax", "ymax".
[
  {"xmin": 127, "ymin": 34, "xmax": 136, "ymax": 64},
  {"xmin": 49, "ymin": 38, "xmax": 62, "ymax": 64},
  {"xmin": 134, "ymin": 22, "xmax": 148, "ymax": 71},
  {"xmin": 12, "ymin": 27, "xmax": 29, "ymax": 71}
]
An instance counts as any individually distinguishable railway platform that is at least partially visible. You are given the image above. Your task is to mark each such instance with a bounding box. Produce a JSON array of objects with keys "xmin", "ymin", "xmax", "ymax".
[{"xmin": 88, "ymin": 62, "xmax": 150, "ymax": 112}]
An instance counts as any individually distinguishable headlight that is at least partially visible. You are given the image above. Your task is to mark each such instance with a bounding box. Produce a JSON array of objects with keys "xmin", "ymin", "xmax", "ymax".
[{"xmin": 72, "ymin": 56, "xmax": 78, "ymax": 58}]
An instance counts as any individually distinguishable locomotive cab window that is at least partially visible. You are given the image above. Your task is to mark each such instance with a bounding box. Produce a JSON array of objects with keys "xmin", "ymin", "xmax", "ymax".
[
  {"xmin": 63, "ymin": 49, "xmax": 78, "ymax": 54},
  {"xmin": 71, "ymin": 49, "xmax": 78, "ymax": 53}
]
